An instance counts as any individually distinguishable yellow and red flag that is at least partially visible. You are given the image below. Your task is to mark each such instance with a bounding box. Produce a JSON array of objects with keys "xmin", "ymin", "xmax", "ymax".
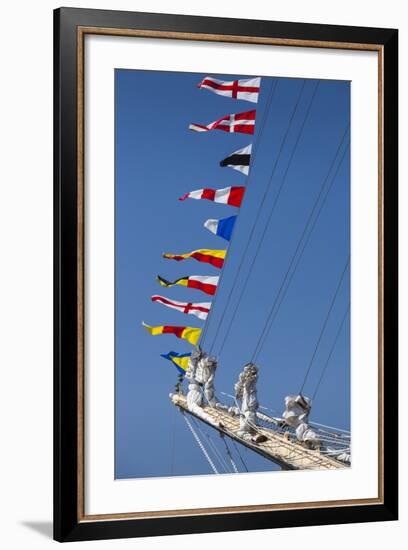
[
  {"xmin": 142, "ymin": 322, "xmax": 201, "ymax": 346},
  {"xmin": 163, "ymin": 249, "xmax": 226, "ymax": 269}
]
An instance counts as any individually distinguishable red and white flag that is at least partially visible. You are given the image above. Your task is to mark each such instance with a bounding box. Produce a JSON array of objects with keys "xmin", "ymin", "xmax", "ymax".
[
  {"xmin": 189, "ymin": 110, "xmax": 256, "ymax": 134},
  {"xmin": 179, "ymin": 186, "xmax": 245, "ymax": 208},
  {"xmin": 151, "ymin": 295, "xmax": 211, "ymax": 321},
  {"xmin": 197, "ymin": 76, "xmax": 261, "ymax": 103},
  {"xmin": 157, "ymin": 275, "xmax": 219, "ymax": 296}
]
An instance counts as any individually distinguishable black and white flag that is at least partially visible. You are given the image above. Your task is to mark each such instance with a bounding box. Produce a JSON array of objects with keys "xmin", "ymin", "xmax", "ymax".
[{"xmin": 220, "ymin": 144, "xmax": 252, "ymax": 175}]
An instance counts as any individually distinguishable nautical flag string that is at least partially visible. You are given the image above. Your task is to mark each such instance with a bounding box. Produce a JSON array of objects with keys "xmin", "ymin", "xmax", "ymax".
[
  {"xmin": 157, "ymin": 275, "xmax": 219, "ymax": 296},
  {"xmin": 163, "ymin": 249, "xmax": 226, "ymax": 269},
  {"xmin": 142, "ymin": 322, "xmax": 202, "ymax": 345},
  {"xmin": 142, "ymin": 75, "xmax": 262, "ymax": 360},
  {"xmin": 204, "ymin": 215, "xmax": 237, "ymax": 241},
  {"xmin": 151, "ymin": 295, "xmax": 211, "ymax": 321},
  {"xmin": 220, "ymin": 144, "xmax": 252, "ymax": 175},
  {"xmin": 197, "ymin": 76, "xmax": 261, "ymax": 103},
  {"xmin": 189, "ymin": 110, "xmax": 256, "ymax": 134},
  {"xmin": 178, "ymin": 186, "xmax": 245, "ymax": 207},
  {"xmin": 160, "ymin": 351, "xmax": 191, "ymax": 374}
]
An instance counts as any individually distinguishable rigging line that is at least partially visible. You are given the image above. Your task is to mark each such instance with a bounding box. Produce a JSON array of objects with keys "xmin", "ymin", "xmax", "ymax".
[
  {"xmin": 198, "ymin": 385, "xmax": 223, "ymax": 412},
  {"xmin": 181, "ymin": 411, "xmax": 219, "ymax": 474},
  {"xmin": 251, "ymin": 130, "xmax": 349, "ymax": 361},
  {"xmin": 200, "ymin": 80, "xmax": 278, "ymax": 345},
  {"xmin": 191, "ymin": 414, "xmax": 232, "ymax": 473},
  {"xmin": 309, "ymin": 420, "xmax": 350, "ymax": 434},
  {"xmin": 252, "ymin": 140, "xmax": 350, "ymax": 361},
  {"xmin": 319, "ymin": 444, "xmax": 350, "ymax": 452},
  {"xmin": 207, "ymin": 79, "xmax": 307, "ymax": 353},
  {"xmin": 214, "ymin": 389, "xmax": 275, "ymax": 448},
  {"xmin": 311, "ymin": 427, "xmax": 350, "ymax": 440},
  {"xmin": 250, "ymin": 79, "xmax": 279, "ymax": 165},
  {"xmin": 187, "ymin": 388, "xmax": 241, "ymax": 474},
  {"xmin": 190, "ymin": 415, "xmax": 232, "ymax": 473},
  {"xmin": 305, "ymin": 432, "xmax": 348, "ymax": 443},
  {"xmin": 230, "ymin": 439, "xmax": 249, "ymax": 472},
  {"xmin": 206, "ymin": 79, "xmax": 308, "ymax": 353},
  {"xmin": 215, "ymin": 81, "xmax": 321, "ymax": 357},
  {"xmin": 220, "ymin": 391, "xmax": 280, "ymax": 415},
  {"xmin": 220, "ymin": 434, "xmax": 239, "ymax": 473},
  {"xmin": 312, "ymin": 302, "xmax": 350, "ymax": 401},
  {"xmin": 299, "ymin": 255, "xmax": 350, "ymax": 395},
  {"xmin": 207, "ymin": 434, "xmax": 233, "ymax": 474},
  {"xmin": 220, "ymin": 391, "xmax": 272, "ymax": 410},
  {"xmin": 169, "ymin": 405, "xmax": 176, "ymax": 475},
  {"xmin": 200, "ymin": 79, "xmax": 278, "ymax": 346},
  {"xmin": 320, "ymin": 449, "xmax": 350, "ymax": 456},
  {"xmin": 195, "ymin": 387, "xmax": 247, "ymax": 472},
  {"xmin": 249, "ymin": 125, "xmax": 350, "ymax": 362}
]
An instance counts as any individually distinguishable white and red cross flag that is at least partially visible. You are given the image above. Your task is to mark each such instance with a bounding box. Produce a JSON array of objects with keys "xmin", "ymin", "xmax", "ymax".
[
  {"xmin": 151, "ymin": 295, "xmax": 211, "ymax": 321},
  {"xmin": 189, "ymin": 109, "xmax": 256, "ymax": 134},
  {"xmin": 197, "ymin": 76, "xmax": 261, "ymax": 103}
]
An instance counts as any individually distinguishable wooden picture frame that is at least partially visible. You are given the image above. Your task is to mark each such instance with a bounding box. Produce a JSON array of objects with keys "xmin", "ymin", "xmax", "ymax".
[{"xmin": 54, "ymin": 7, "xmax": 398, "ymax": 542}]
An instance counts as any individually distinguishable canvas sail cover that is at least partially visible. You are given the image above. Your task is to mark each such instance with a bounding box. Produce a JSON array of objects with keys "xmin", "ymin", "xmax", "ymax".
[
  {"xmin": 282, "ymin": 394, "xmax": 312, "ymax": 427},
  {"xmin": 283, "ymin": 394, "xmax": 319, "ymax": 445}
]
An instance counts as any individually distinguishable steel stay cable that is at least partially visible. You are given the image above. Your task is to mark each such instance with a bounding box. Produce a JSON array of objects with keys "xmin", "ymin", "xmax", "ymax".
[
  {"xmin": 214, "ymin": 80, "xmax": 321, "ymax": 356},
  {"xmin": 190, "ymin": 415, "xmax": 232, "ymax": 473},
  {"xmin": 193, "ymin": 385, "xmax": 256, "ymax": 472},
  {"xmin": 312, "ymin": 303, "xmax": 350, "ymax": 401},
  {"xmin": 251, "ymin": 129, "xmax": 349, "ymax": 361},
  {"xmin": 200, "ymin": 79, "xmax": 278, "ymax": 346},
  {"xmin": 222, "ymin": 391, "xmax": 350, "ymax": 437},
  {"xmin": 249, "ymin": 125, "xmax": 350, "ymax": 362},
  {"xmin": 181, "ymin": 411, "xmax": 219, "ymax": 474},
  {"xmin": 169, "ymin": 405, "xmax": 176, "ymax": 475},
  {"xmin": 230, "ymin": 439, "xmax": 249, "ymax": 472},
  {"xmin": 205, "ymin": 79, "xmax": 308, "ymax": 352},
  {"xmin": 299, "ymin": 256, "xmax": 350, "ymax": 395},
  {"xmin": 207, "ymin": 79, "xmax": 307, "ymax": 351},
  {"xmin": 309, "ymin": 421, "xmax": 350, "ymax": 434},
  {"xmin": 190, "ymin": 416, "xmax": 229, "ymax": 472},
  {"xmin": 251, "ymin": 139, "xmax": 350, "ymax": 362},
  {"xmin": 196, "ymin": 385, "xmax": 248, "ymax": 473},
  {"xmin": 219, "ymin": 434, "xmax": 239, "ymax": 473}
]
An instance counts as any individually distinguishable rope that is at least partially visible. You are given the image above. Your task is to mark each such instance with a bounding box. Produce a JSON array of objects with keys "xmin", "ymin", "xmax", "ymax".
[
  {"xmin": 221, "ymin": 391, "xmax": 350, "ymax": 436},
  {"xmin": 215, "ymin": 80, "xmax": 320, "ymax": 356},
  {"xmin": 299, "ymin": 257, "xmax": 350, "ymax": 394},
  {"xmin": 200, "ymin": 79, "xmax": 278, "ymax": 346},
  {"xmin": 309, "ymin": 420, "xmax": 350, "ymax": 434},
  {"xmin": 220, "ymin": 389, "xmax": 283, "ymax": 445},
  {"xmin": 206, "ymin": 79, "xmax": 308, "ymax": 353},
  {"xmin": 196, "ymin": 387, "xmax": 249, "ymax": 474},
  {"xmin": 231, "ymin": 439, "xmax": 249, "ymax": 472},
  {"xmin": 312, "ymin": 303, "xmax": 350, "ymax": 400},
  {"xmin": 194, "ymin": 387, "xmax": 241, "ymax": 473},
  {"xmin": 251, "ymin": 140, "xmax": 350, "ymax": 362},
  {"xmin": 220, "ymin": 434, "xmax": 239, "ymax": 473},
  {"xmin": 169, "ymin": 405, "xmax": 176, "ymax": 475},
  {"xmin": 190, "ymin": 416, "xmax": 232, "ymax": 473},
  {"xmin": 181, "ymin": 411, "xmax": 219, "ymax": 474},
  {"xmin": 202, "ymin": 392, "xmax": 249, "ymax": 472},
  {"xmin": 249, "ymin": 126, "xmax": 350, "ymax": 362}
]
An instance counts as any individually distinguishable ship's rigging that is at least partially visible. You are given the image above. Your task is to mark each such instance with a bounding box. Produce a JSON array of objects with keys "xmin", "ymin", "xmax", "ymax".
[{"xmin": 142, "ymin": 74, "xmax": 350, "ymax": 474}]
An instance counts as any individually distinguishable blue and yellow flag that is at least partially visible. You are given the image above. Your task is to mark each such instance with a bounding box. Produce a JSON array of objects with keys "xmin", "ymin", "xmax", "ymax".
[{"xmin": 160, "ymin": 351, "xmax": 191, "ymax": 375}]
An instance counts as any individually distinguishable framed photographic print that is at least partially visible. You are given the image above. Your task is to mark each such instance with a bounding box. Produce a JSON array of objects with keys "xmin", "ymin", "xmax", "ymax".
[{"xmin": 54, "ymin": 7, "xmax": 398, "ymax": 542}]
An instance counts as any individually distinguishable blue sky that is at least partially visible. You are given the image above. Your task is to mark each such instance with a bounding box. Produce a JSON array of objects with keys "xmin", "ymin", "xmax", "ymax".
[{"xmin": 115, "ymin": 70, "xmax": 350, "ymax": 479}]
